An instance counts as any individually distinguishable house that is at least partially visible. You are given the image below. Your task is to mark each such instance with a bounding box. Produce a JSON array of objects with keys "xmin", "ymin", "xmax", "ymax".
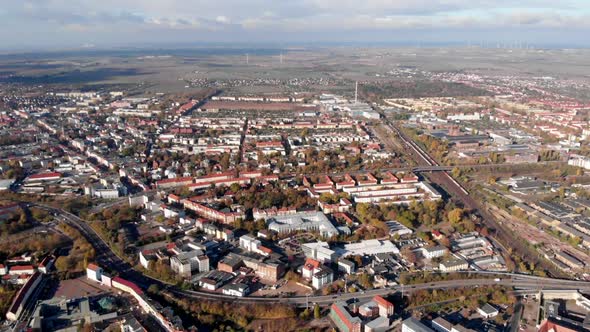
[
  {"xmin": 431, "ymin": 230, "xmax": 444, "ymax": 240},
  {"xmin": 302, "ymin": 258, "xmax": 321, "ymax": 280},
  {"xmin": 477, "ymin": 303, "xmax": 499, "ymax": 319}
]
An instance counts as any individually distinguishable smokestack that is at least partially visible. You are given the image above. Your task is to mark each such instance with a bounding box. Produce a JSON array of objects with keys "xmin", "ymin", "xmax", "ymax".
[{"xmin": 355, "ymin": 81, "xmax": 358, "ymax": 104}]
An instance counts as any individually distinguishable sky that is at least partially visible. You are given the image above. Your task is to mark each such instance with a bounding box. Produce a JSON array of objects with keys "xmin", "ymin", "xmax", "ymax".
[{"xmin": 2, "ymin": 0, "xmax": 590, "ymax": 51}]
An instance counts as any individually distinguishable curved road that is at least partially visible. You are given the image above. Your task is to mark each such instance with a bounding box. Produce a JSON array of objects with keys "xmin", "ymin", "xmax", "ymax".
[{"xmin": 34, "ymin": 203, "xmax": 590, "ymax": 307}]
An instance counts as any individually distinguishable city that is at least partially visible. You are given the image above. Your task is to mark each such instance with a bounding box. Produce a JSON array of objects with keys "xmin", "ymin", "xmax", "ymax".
[{"xmin": 1, "ymin": 1, "xmax": 590, "ymax": 332}]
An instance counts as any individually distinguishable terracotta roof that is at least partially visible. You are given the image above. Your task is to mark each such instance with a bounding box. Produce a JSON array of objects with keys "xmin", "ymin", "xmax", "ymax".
[
  {"xmin": 29, "ymin": 172, "xmax": 62, "ymax": 179},
  {"xmin": 373, "ymin": 295, "xmax": 393, "ymax": 308},
  {"xmin": 86, "ymin": 263, "xmax": 100, "ymax": 272},
  {"xmin": 113, "ymin": 277, "xmax": 144, "ymax": 295},
  {"xmin": 10, "ymin": 265, "xmax": 34, "ymax": 271},
  {"xmin": 303, "ymin": 258, "xmax": 321, "ymax": 270}
]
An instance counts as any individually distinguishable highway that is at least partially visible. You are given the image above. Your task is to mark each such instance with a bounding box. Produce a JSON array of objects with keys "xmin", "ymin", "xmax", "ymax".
[{"xmin": 34, "ymin": 203, "xmax": 590, "ymax": 308}]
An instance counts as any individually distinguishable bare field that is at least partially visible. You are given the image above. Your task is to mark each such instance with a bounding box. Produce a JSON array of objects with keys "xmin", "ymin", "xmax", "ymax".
[{"xmin": 1, "ymin": 47, "xmax": 590, "ymax": 95}]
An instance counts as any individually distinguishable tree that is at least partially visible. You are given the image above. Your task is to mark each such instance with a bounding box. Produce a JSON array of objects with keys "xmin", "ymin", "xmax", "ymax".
[
  {"xmin": 402, "ymin": 247, "xmax": 418, "ymax": 264},
  {"xmin": 447, "ymin": 208, "xmax": 464, "ymax": 225},
  {"xmin": 148, "ymin": 284, "xmax": 160, "ymax": 294},
  {"xmin": 313, "ymin": 304, "xmax": 321, "ymax": 319},
  {"xmin": 358, "ymin": 273, "xmax": 372, "ymax": 289},
  {"xmin": 300, "ymin": 308, "xmax": 310, "ymax": 320}
]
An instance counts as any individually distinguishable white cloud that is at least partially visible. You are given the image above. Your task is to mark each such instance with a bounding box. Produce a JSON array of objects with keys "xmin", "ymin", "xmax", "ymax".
[
  {"xmin": 216, "ymin": 15, "xmax": 230, "ymax": 24},
  {"xmin": 1, "ymin": 0, "xmax": 589, "ymax": 48}
]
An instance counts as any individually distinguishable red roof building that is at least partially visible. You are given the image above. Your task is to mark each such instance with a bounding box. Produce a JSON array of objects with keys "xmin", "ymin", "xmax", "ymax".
[{"xmin": 26, "ymin": 172, "xmax": 62, "ymax": 181}]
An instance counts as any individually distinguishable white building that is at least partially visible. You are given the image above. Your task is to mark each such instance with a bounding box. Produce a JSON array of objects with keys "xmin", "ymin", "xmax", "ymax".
[
  {"xmin": 267, "ymin": 211, "xmax": 339, "ymax": 237},
  {"xmin": 439, "ymin": 258, "xmax": 468, "ymax": 272},
  {"xmin": 139, "ymin": 250, "xmax": 156, "ymax": 269},
  {"xmin": 337, "ymin": 259, "xmax": 356, "ymax": 274},
  {"xmin": 311, "ymin": 266, "xmax": 334, "ymax": 290},
  {"xmin": 385, "ymin": 220, "xmax": 413, "ymax": 236},
  {"xmin": 170, "ymin": 251, "xmax": 209, "ymax": 278},
  {"xmin": 568, "ymin": 155, "xmax": 590, "ymax": 170},
  {"xmin": 402, "ymin": 317, "xmax": 434, "ymax": 332},
  {"xmin": 431, "ymin": 317, "xmax": 453, "ymax": 332},
  {"xmin": 221, "ymin": 283, "xmax": 250, "ymax": 297},
  {"xmin": 420, "ymin": 245, "xmax": 448, "ymax": 259},
  {"xmin": 337, "ymin": 239, "xmax": 399, "ymax": 257},
  {"xmin": 239, "ymin": 235, "xmax": 261, "ymax": 253},
  {"xmin": 477, "ymin": 303, "xmax": 499, "ymax": 319},
  {"xmin": 301, "ymin": 242, "xmax": 337, "ymax": 263},
  {"xmin": 86, "ymin": 264, "xmax": 102, "ymax": 282}
]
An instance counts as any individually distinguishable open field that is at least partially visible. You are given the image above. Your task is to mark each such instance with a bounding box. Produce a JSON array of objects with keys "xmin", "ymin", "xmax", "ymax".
[{"xmin": 1, "ymin": 47, "xmax": 590, "ymax": 96}]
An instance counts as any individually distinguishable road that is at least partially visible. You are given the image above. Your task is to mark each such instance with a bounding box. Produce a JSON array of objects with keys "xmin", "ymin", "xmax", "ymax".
[
  {"xmin": 32, "ymin": 203, "xmax": 590, "ymax": 309},
  {"xmin": 508, "ymin": 300, "xmax": 524, "ymax": 332}
]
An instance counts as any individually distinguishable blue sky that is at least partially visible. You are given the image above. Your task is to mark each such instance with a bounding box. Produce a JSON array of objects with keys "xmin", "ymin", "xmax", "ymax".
[{"xmin": 2, "ymin": 0, "xmax": 590, "ymax": 50}]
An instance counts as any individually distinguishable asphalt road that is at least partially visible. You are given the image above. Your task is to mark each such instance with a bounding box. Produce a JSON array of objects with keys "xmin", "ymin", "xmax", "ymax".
[{"xmin": 33, "ymin": 203, "xmax": 590, "ymax": 309}]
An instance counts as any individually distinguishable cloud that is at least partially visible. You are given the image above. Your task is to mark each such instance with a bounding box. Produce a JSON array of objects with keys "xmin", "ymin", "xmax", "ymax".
[
  {"xmin": 216, "ymin": 15, "xmax": 230, "ymax": 24},
  {"xmin": 1, "ymin": 0, "xmax": 589, "ymax": 49}
]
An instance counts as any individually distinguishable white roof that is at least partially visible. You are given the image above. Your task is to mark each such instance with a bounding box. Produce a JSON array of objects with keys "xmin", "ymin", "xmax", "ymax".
[{"xmin": 337, "ymin": 239, "xmax": 399, "ymax": 257}]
